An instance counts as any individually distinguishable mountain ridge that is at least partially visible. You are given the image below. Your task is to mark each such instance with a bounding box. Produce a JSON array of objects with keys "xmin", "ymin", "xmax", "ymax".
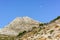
[{"xmin": 0, "ymin": 16, "xmax": 60, "ymax": 40}]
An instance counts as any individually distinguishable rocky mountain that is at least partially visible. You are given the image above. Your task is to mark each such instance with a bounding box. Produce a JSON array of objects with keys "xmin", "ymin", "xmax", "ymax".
[
  {"xmin": 0, "ymin": 16, "xmax": 40, "ymax": 36},
  {"xmin": 0, "ymin": 16, "xmax": 60, "ymax": 40}
]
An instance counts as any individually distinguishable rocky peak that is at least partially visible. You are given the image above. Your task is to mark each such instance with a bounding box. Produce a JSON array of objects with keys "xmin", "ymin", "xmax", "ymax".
[
  {"xmin": 0, "ymin": 16, "xmax": 40, "ymax": 36},
  {"xmin": 10, "ymin": 16, "xmax": 39, "ymax": 24}
]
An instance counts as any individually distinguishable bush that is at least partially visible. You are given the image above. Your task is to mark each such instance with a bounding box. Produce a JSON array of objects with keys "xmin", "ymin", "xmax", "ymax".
[
  {"xmin": 44, "ymin": 23, "xmax": 48, "ymax": 25},
  {"xmin": 39, "ymin": 23, "xmax": 44, "ymax": 26},
  {"xmin": 39, "ymin": 23, "xmax": 48, "ymax": 26},
  {"xmin": 50, "ymin": 30, "xmax": 54, "ymax": 34},
  {"xmin": 50, "ymin": 16, "xmax": 60, "ymax": 22},
  {"xmin": 17, "ymin": 31, "xmax": 26, "ymax": 37}
]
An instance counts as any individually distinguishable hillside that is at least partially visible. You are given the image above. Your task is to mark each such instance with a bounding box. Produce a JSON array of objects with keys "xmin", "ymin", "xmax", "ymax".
[{"xmin": 0, "ymin": 16, "xmax": 60, "ymax": 40}]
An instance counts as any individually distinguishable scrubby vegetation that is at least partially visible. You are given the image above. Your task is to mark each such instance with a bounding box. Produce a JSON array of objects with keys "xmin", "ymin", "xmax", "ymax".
[
  {"xmin": 50, "ymin": 16, "xmax": 60, "ymax": 22},
  {"xmin": 17, "ymin": 31, "xmax": 26, "ymax": 37},
  {"xmin": 32, "ymin": 27, "xmax": 37, "ymax": 29},
  {"xmin": 39, "ymin": 23, "xmax": 48, "ymax": 26},
  {"xmin": 50, "ymin": 30, "xmax": 54, "ymax": 34},
  {"xmin": 39, "ymin": 23, "xmax": 44, "ymax": 26}
]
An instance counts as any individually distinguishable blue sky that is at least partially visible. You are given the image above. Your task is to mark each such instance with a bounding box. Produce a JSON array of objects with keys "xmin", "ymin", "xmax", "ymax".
[{"xmin": 0, "ymin": 0, "xmax": 60, "ymax": 28}]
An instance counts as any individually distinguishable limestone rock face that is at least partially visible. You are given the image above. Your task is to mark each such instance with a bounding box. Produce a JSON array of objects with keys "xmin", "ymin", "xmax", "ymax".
[{"xmin": 0, "ymin": 16, "xmax": 40, "ymax": 36}]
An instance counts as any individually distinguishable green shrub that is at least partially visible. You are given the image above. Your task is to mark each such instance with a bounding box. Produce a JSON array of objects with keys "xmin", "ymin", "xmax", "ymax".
[
  {"xmin": 50, "ymin": 16, "xmax": 60, "ymax": 22},
  {"xmin": 39, "ymin": 23, "xmax": 44, "ymax": 26},
  {"xmin": 39, "ymin": 23, "xmax": 48, "ymax": 26},
  {"xmin": 17, "ymin": 31, "xmax": 26, "ymax": 37},
  {"xmin": 50, "ymin": 30, "xmax": 54, "ymax": 34},
  {"xmin": 44, "ymin": 23, "xmax": 48, "ymax": 25}
]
